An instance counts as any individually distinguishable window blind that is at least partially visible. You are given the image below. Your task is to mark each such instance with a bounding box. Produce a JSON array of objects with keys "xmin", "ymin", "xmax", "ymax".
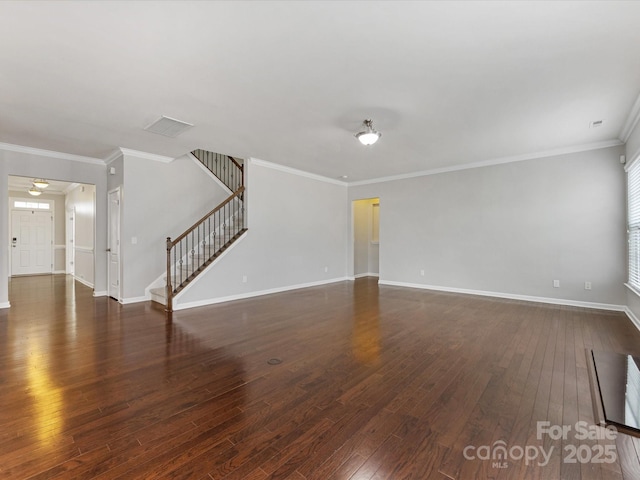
[{"xmin": 628, "ymin": 161, "xmax": 640, "ymax": 290}]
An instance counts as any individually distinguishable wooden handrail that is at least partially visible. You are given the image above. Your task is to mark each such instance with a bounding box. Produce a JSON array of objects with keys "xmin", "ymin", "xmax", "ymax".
[
  {"xmin": 228, "ymin": 156, "xmax": 243, "ymax": 171},
  {"xmin": 229, "ymin": 156, "xmax": 244, "ymax": 188},
  {"xmin": 169, "ymin": 185, "xmax": 245, "ymax": 247}
]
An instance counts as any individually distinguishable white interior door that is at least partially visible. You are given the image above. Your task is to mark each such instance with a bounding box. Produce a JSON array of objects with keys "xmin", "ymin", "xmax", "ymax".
[
  {"xmin": 11, "ymin": 210, "xmax": 52, "ymax": 276},
  {"xmin": 108, "ymin": 188, "xmax": 121, "ymax": 300}
]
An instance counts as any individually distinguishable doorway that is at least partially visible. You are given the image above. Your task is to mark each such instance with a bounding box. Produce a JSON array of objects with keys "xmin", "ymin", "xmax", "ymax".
[
  {"xmin": 353, "ymin": 198, "xmax": 380, "ymax": 278},
  {"xmin": 10, "ymin": 208, "xmax": 53, "ymax": 276}
]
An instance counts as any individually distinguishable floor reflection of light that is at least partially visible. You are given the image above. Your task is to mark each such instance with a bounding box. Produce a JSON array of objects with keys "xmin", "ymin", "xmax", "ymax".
[
  {"xmin": 352, "ymin": 316, "xmax": 381, "ymax": 366},
  {"xmin": 27, "ymin": 339, "xmax": 63, "ymax": 447},
  {"xmin": 68, "ymin": 278, "xmax": 77, "ymax": 341}
]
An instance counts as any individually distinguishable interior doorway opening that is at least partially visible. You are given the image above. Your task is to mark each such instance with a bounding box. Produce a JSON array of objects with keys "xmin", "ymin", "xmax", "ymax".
[{"xmin": 353, "ymin": 197, "xmax": 380, "ymax": 278}]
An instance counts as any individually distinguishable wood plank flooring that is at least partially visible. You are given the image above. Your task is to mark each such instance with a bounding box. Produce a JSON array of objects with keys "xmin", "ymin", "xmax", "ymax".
[{"xmin": 1, "ymin": 275, "xmax": 640, "ymax": 479}]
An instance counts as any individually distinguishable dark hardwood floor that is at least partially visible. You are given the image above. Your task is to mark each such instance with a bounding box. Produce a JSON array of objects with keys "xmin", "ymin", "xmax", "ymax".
[{"xmin": 1, "ymin": 275, "xmax": 640, "ymax": 479}]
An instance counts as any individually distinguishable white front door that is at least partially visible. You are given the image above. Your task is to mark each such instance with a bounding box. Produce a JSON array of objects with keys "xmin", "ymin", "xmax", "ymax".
[
  {"xmin": 11, "ymin": 210, "xmax": 52, "ymax": 276},
  {"xmin": 108, "ymin": 188, "xmax": 121, "ymax": 300}
]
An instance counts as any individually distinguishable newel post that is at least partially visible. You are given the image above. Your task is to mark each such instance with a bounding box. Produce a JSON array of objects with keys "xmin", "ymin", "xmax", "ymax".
[{"xmin": 166, "ymin": 237, "xmax": 173, "ymax": 313}]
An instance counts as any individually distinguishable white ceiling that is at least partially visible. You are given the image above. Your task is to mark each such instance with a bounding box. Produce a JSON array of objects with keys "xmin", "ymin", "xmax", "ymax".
[{"xmin": 1, "ymin": 1, "xmax": 639, "ymax": 182}]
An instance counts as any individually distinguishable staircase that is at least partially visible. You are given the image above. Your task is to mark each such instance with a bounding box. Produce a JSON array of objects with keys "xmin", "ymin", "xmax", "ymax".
[{"xmin": 150, "ymin": 150, "xmax": 247, "ymax": 312}]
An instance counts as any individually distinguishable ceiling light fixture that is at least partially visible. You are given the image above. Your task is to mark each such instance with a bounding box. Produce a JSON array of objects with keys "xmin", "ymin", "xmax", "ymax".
[
  {"xmin": 33, "ymin": 178, "xmax": 49, "ymax": 189},
  {"xmin": 28, "ymin": 186, "xmax": 42, "ymax": 196},
  {"xmin": 355, "ymin": 119, "xmax": 381, "ymax": 146}
]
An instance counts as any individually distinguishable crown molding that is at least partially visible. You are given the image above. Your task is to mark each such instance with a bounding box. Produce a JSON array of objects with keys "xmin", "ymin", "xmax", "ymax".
[
  {"xmin": 1, "ymin": 136, "xmax": 627, "ymax": 188},
  {"xmin": 0, "ymin": 142, "xmax": 104, "ymax": 165},
  {"xmin": 119, "ymin": 148, "xmax": 174, "ymax": 163},
  {"xmin": 620, "ymin": 91, "xmax": 640, "ymax": 143},
  {"xmin": 249, "ymin": 157, "xmax": 348, "ymax": 186},
  {"xmin": 103, "ymin": 149, "xmax": 124, "ymax": 165},
  {"xmin": 348, "ymin": 139, "xmax": 624, "ymax": 187}
]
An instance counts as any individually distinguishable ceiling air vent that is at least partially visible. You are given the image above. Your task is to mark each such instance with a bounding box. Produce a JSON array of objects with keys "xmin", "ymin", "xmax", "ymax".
[
  {"xmin": 144, "ymin": 116, "xmax": 194, "ymax": 137},
  {"xmin": 589, "ymin": 120, "xmax": 603, "ymax": 128}
]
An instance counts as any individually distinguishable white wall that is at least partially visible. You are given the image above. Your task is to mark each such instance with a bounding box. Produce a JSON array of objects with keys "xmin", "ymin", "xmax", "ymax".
[
  {"xmin": 66, "ymin": 184, "xmax": 96, "ymax": 287},
  {"xmin": 0, "ymin": 142, "xmax": 628, "ymax": 313},
  {"xmin": 0, "ymin": 147, "xmax": 107, "ymax": 307},
  {"xmin": 176, "ymin": 159, "xmax": 348, "ymax": 309},
  {"xmin": 349, "ymin": 145, "xmax": 627, "ymax": 308},
  {"xmin": 118, "ymin": 153, "xmax": 231, "ymax": 301}
]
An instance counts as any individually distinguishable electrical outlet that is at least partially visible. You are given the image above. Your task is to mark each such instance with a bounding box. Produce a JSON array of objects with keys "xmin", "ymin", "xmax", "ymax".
[
  {"xmin": 324, "ymin": 266, "xmax": 328, "ymax": 273},
  {"xmin": 585, "ymin": 281, "xmax": 592, "ymax": 290},
  {"xmin": 420, "ymin": 269, "xmax": 425, "ymax": 276},
  {"xmin": 553, "ymin": 280, "xmax": 560, "ymax": 288},
  {"xmin": 242, "ymin": 275, "xmax": 247, "ymax": 283}
]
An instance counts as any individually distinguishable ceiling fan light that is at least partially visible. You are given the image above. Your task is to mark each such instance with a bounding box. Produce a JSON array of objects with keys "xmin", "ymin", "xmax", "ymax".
[
  {"xmin": 355, "ymin": 119, "xmax": 381, "ymax": 146},
  {"xmin": 356, "ymin": 132, "xmax": 381, "ymax": 146},
  {"xmin": 33, "ymin": 179, "xmax": 49, "ymax": 189},
  {"xmin": 28, "ymin": 186, "xmax": 42, "ymax": 196}
]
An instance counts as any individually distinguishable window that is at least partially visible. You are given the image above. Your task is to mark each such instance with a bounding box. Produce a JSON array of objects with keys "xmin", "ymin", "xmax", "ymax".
[
  {"xmin": 13, "ymin": 200, "xmax": 50, "ymax": 210},
  {"xmin": 628, "ymin": 160, "xmax": 640, "ymax": 291}
]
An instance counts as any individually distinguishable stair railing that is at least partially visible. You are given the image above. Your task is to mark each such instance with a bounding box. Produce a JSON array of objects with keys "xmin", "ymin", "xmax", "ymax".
[
  {"xmin": 192, "ymin": 149, "xmax": 244, "ymax": 192},
  {"xmin": 165, "ymin": 185, "xmax": 246, "ymax": 312}
]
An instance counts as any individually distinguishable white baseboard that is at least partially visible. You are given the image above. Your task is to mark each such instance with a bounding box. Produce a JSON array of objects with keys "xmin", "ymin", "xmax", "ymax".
[
  {"xmin": 174, "ymin": 276, "xmax": 349, "ymax": 311},
  {"xmin": 53, "ymin": 270, "xmax": 66, "ymax": 274},
  {"xmin": 625, "ymin": 307, "xmax": 640, "ymax": 332},
  {"xmin": 353, "ymin": 272, "xmax": 379, "ymax": 279},
  {"xmin": 93, "ymin": 290, "xmax": 108, "ymax": 297},
  {"xmin": 121, "ymin": 295, "xmax": 149, "ymax": 305},
  {"xmin": 0, "ymin": 301, "xmax": 10, "ymax": 309},
  {"xmin": 73, "ymin": 276, "xmax": 94, "ymax": 289},
  {"xmin": 378, "ymin": 280, "xmax": 626, "ymax": 312}
]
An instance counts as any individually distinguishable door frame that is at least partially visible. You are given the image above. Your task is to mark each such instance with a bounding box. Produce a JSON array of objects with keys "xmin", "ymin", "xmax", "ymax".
[{"xmin": 107, "ymin": 187, "xmax": 121, "ymax": 302}]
